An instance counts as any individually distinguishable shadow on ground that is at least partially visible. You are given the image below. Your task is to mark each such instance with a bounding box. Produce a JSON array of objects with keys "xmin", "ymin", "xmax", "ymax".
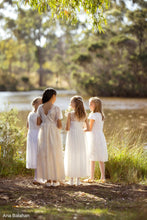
[{"xmin": 0, "ymin": 177, "xmax": 147, "ymax": 220}]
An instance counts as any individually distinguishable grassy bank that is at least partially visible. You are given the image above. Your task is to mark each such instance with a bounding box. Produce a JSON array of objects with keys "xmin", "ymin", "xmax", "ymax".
[{"xmin": 0, "ymin": 109, "xmax": 147, "ymax": 184}]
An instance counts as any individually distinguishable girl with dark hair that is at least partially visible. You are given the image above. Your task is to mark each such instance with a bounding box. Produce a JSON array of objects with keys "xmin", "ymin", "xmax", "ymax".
[
  {"xmin": 36, "ymin": 88, "xmax": 65, "ymax": 186},
  {"xmin": 64, "ymin": 96, "xmax": 90, "ymax": 186}
]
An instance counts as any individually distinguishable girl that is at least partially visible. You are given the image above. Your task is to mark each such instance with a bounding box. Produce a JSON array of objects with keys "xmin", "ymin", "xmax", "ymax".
[
  {"xmin": 26, "ymin": 97, "xmax": 42, "ymax": 184},
  {"xmin": 87, "ymin": 97, "xmax": 108, "ymax": 183},
  {"xmin": 37, "ymin": 88, "xmax": 65, "ymax": 187},
  {"xmin": 64, "ymin": 96, "xmax": 89, "ymax": 186}
]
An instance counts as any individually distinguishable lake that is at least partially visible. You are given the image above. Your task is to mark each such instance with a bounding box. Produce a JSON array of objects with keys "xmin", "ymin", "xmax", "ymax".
[
  {"xmin": 0, "ymin": 90, "xmax": 147, "ymax": 145},
  {"xmin": 1, "ymin": 90, "xmax": 147, "ymax": 111}
]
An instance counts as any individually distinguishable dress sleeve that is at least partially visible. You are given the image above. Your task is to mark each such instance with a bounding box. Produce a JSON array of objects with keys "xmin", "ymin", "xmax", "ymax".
[
  {"xmin": 88, "ymin": 113, "xmax": 96, "ymax": 121},
  {"xmin": 56, "ymin": 106, "xmax": 63, "ymax": 120}
]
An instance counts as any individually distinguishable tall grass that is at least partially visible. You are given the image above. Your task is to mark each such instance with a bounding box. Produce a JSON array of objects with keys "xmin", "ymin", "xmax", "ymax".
[
  {"xmin": 95, "ymin": 127, "xmax": 147, "ymax": 183},
  {"xmin": 0, "ymin": 109, "xmax": 146, "ymax": 183}
]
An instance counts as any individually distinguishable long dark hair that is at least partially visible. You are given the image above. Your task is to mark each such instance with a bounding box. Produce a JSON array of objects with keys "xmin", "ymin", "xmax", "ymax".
[{"xmin": 42, "ymin": 88, "xmax": 57, "ymax": 104}]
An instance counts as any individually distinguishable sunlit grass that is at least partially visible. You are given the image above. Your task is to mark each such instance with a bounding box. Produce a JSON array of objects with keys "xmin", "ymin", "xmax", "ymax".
[
  {"xmin": 0, "ymin": 109, "xmax": 147, "ymax": 183},
  {"xmin": 0, "ymin": 205, "xmax": 145, "ymax": 220},
  {"xmin": 94, "ymin": 126, "xmax": 147, "ymax": 183}
]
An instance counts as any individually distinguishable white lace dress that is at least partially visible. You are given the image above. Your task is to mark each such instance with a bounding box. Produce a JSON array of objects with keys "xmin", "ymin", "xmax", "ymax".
[
  {"xmin": 36, "ymin": 104, "xmax": 65, "ymax": 181},
  {"xmin": 64, "ymin": 112, "xmax": 89, "ymax": 178},
  {"xmin": 87, "ymin": 112, "xmax": 108, "ymax": 162},
  {"xmin": 26, "ymin": 112, "xmax": 40, "ymax": 169}
]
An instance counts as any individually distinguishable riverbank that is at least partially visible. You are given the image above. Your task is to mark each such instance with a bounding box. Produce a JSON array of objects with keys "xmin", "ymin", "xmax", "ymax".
[{"xmin": 0, "ymin": 177, "xmax": 146, "ymax": 220}]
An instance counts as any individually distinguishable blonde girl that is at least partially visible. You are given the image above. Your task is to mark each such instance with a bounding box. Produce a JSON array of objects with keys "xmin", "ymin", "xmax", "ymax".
[
  {"xmin": 64, "ymin": 96, "xmax": 90, "ymax": 185},
  {"xmin": 87, "ymin": 97, "xmax": 108, "ymax": 183},
  {"xmin": 26, "ymin": 97, "xmax": 42, "ymax": 184}
]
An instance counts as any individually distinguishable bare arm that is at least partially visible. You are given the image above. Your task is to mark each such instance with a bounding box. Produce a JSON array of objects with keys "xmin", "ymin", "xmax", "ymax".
[
  {"xmin": 37, "ymin": 116, "xmax": 42, "ymax": 126},
  {"xmin": 89, "ymin": 119, "xmax": 95, "ymax": 131},
  {"xmin": 66, "ymin": 113, "xmax": 71, "ymax": 131},
  {"xmin": 57, "ymin": 119, "xmax": 62, "ymax": 129},
  {"xmin": 84, "ymin": 117, "xmax": 90, "ymax": 131}
]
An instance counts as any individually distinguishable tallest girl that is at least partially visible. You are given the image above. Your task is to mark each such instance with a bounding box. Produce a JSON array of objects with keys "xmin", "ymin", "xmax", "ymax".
[{"xmin": 37, "ymin": 88, "xmax": 65, "ymax": 186}]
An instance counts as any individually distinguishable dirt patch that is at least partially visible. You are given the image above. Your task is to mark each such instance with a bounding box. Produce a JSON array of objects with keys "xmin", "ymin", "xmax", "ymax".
[{"xmin": 0, "ymin": 177, "xmax": 147, "ymax": 219}]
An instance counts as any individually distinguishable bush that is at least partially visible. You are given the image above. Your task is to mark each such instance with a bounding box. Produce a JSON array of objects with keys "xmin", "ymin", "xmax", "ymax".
[
  {"xmin": 0, "ymin": 108, "xmax": 28, "ymax": 176},
  {"xmin": 0, "ymin": 74, "xmax": 18, "ymax": 91},
  {"xmin": 73, "ymin": 53, "xmax": 91, "ymax": 64}
]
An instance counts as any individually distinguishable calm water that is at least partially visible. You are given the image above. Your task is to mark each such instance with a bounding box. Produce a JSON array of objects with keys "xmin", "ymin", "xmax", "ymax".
[
  {"xmin": 0, "ymin": 90, "xmax": 147, "ymax": 111},
  {"xmin": 0, "ymin": 90, "xmax": 147, "ymax": 145}
]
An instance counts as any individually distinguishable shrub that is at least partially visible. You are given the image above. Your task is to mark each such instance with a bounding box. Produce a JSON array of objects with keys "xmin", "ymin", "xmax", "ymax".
[
  {"xmin": 0, "ymin": 108, "xmax": 27, "ymax": 176},
  {"xmin": 0, "ymin": 74, "xmax": 18, "ymax": 91}
]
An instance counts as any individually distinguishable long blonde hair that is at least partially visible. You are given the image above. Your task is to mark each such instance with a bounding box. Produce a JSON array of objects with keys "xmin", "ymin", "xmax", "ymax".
[
  {"xmin": 89, "ymin": 97, "xmax": 105, "ymax": 120},
  {"xmin": 71, "ymin": 96, "xmax": 86, "ymax": 120}
]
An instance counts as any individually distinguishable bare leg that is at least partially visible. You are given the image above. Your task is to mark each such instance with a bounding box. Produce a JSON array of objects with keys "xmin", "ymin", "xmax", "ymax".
[
  {"xmin": 99, "ymin": 161, "xmax": 105, "ymax": 180},
  {"xmin": 90, "ymin": 161, "xmax": 95, "ymax": 180},
  {"xmin": 34, "ymin": 169, "xmax": 37, "ymax": 180},
  {"xmin": 76, "ymin": 177, "xmax": 80, "ymax": 186},
  {"xmin": 70, "ymin": 177, "xmax": 73, "ymax": 185}
]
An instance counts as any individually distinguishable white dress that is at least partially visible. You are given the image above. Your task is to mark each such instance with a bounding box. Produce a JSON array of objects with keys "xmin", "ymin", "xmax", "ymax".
[
  {"xmin": 26, "ymin": 112, "xmax": 40, "ymax": 169},
  {"xmin": 88, "ymin": 112, "xmax": 108, "ymax": 162},
  {"xmin": 64, "ymin": 112, "xmax": 89, "ymax": 178},
  {"xmin": 37, "ymin": 104, "xmax": 65, "ymax": 181}
]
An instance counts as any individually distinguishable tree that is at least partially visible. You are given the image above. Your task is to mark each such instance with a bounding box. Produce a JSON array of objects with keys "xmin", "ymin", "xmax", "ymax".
[
  {"xmin": 126, "ymin": 9, "xmax": 147, "ymax": 55},
  {"xmin": 22, "ymin": 0, "xmax": 110, "ymax": 31},
  {"xmin": 4, "ymin": 7, "xmax": 56, "ymax": 86}
]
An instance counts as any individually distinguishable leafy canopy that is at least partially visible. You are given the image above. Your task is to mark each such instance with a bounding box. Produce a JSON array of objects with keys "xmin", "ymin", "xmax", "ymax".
[{"xmin": 22, "ymin": 0, "xmax": 110, "ymax": 31}]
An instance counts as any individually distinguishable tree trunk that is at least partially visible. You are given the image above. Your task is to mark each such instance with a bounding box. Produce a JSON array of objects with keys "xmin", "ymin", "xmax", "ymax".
[{"xmin": 37, "ymin": 46, "xmax": 44, "ymax": 87}]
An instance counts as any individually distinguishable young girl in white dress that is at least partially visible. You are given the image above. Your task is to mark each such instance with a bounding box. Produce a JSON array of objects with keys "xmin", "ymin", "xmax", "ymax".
[
  {"xmin": 64, "ymin": 96, "xmax": 90, "ymax": 186},
  {"xmin": 87, "ymin": 97, "xmax": 108, "ymax": 183},
  {"xmin": 26, "ymin": 97, "xmax": 42, "ymax": 184},
  {"xmin": 37, "ymin": 88, "xmax": 65, "ymax": 187}
]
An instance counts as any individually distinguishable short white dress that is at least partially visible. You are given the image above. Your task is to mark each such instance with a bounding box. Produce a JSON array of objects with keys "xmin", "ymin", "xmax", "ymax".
[
  {"xmin": 64, "ymin": 112, "xmax": 89, "ymax": 178},
  {"xmin": 26, "ymin": 112, "xmax": 40, "ymax": 169},
  {"xmin": 88, "ymin": 112, "xmax": 108, "ymax": 162},
  {"xmin": 37, "ymin": 104, "xmax": 65, "ymax": 181}
]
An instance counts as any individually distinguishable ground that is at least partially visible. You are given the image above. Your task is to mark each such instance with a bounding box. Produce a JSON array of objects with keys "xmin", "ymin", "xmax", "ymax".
[{"xmin": 0, "ymin": 177, "xmax": 147, "ymax": 220}]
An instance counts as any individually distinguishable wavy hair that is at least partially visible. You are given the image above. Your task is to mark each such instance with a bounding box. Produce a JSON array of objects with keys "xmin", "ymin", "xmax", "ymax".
[
  {"xmin": 42, "ymin": 88, "xmax": 57, "ymax": 104},
  {"xmin": 71, "ymin": 96, "xmax": 86, "ymax": 120},
  {"xmin": 31, "ymin": 97, "xmax": 42, "ymax": 106},
  {"xmin": 89, "ymin": 97, "xmax": 105, "ymax": 120}
]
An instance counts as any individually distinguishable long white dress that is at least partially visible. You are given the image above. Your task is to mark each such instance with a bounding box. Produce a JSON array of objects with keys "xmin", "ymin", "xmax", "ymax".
[
  {"xmin": 26, "ymin": 112, "xmax": 40, "ymax": 169},
  {"xmin": 37, "ymin": 104, "xmax": 65, "ymax": 181},
  {"xmin": 64, "ymin": 112, "xmax": 89, "ymax": 178},
  {"xmin": 87, "ymin": 112, "xmax": 108, "ymax": 162}
]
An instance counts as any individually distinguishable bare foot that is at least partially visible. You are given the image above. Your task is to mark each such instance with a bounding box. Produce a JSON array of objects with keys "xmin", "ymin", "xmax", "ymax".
[{"xmin": 83, "ymin": 178, "xmax": 95, "ymax": 183}]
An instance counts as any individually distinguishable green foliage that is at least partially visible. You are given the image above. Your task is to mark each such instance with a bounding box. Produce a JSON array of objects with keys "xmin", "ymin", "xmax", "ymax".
[
  {"xmin": 0, "ymin": 73, "xmax": 18, "ymax": 91},
  {"xmin": 70, "ymin": 1, "xmax": 147, "ymax": 97},
  {"xmin": 94, "ymin": 129, "xmax": 147, "ymax": 183},
  {"xmin": 23, "ymin": 0, "xmax": 110, "ymax": 31},
  {"xmin": 0, "ymin": 0, "xmax": 147, "ymax": 96},
  {"xmin": 88, "ymin": 41, "xmax": 106, "ymax": 51},
  {"xmin": 0, "ymin": 109, "xmax": 27, "ymax": 176},
  {"xmin": 21, "ymin": 76, "xmax": 29, "ymax": 83},
  {"xmin": 73, "ymin": 53, "xmax": 91, "ymax": 64}
]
